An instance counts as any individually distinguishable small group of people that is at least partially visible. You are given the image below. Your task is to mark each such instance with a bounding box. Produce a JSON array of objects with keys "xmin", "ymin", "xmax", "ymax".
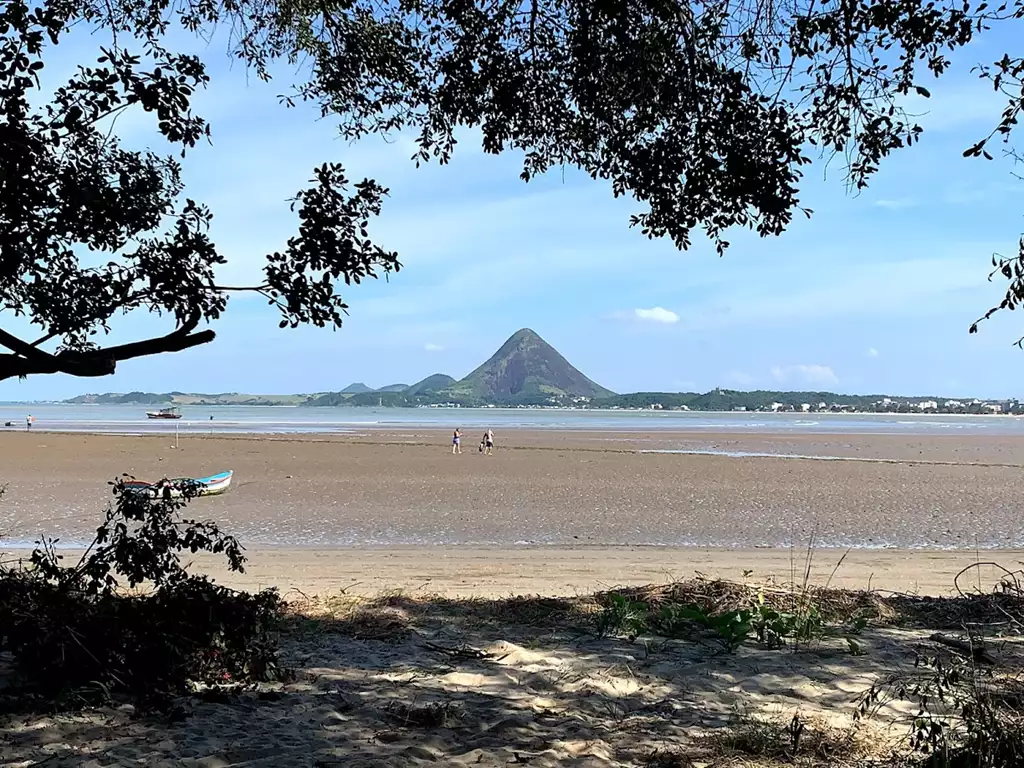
[{"xmin": 451, "ymin": 427, "xmax": 494, "ymax": 455}]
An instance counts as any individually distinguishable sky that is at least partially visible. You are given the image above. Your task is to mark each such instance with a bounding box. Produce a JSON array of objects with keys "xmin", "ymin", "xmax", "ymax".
[{"xmin": 5, "ymin": 19, "xmax": 1024, "ymax": 401}]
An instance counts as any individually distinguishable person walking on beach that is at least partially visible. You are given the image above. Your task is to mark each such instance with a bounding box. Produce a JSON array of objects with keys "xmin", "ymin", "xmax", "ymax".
[
  {"xmin": 452, "ymin": 428, "xmax": 462, "ymax": 455},
  {"xmin": 484, "ymin": 428, "xmax": 494, "ymax": 455},
  {"xmin": 25, "ymin": 414, "xmax": 33, "ymax": 431}
]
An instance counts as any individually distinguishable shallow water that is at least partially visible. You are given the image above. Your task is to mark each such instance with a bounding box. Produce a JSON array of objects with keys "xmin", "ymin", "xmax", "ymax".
[{"xmin": 4, "ymin": 404, "xmax": 1024, "ymax": 436}]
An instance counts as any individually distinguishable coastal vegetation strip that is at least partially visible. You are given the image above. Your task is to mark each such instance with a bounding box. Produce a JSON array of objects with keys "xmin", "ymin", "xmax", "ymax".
[{"xmin": 62, "ymin": 387, "xmax": 1018, "ymax": 415}]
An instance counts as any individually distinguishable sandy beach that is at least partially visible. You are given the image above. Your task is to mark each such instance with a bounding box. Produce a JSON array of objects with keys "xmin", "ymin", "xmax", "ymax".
[
  {"xmin": 1, "ymin": 428, "xmax": 1021, "ymax": 597},
  {"xmin": 4, "ymin": 429, "xmax": 1024, "ymax": 766},
  {"xmin": 1, "ymin": 428, "xmax": 1020, "ymax": 549}
]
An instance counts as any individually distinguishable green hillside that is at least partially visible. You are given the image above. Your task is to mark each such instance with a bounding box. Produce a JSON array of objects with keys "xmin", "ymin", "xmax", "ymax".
[
  {"xmin": 405, "ymin": 373, "xmax": 456, "ymax": 396},
  {"xmin": 443, "ymin": 329, "xmax": 614, "ymax": 403}
]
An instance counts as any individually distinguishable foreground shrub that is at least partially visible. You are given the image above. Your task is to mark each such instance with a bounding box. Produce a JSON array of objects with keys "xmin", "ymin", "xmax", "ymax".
[
  {"xmin": 0, "ymin": 477, "xmax": 283, "ymax": 708},
  {"xmin": 859, "ymin": 647, "xmax": 1024, "ymax": 767}
]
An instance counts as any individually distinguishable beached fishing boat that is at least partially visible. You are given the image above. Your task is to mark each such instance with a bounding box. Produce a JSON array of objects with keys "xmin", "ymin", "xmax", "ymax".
[
  {"xmin": 146, "ymin": 406, "xmax": 182, "ymax": 420},
  {"xmin": 123, "ymin": 470, "xmax": 233, "ymax": 499}
]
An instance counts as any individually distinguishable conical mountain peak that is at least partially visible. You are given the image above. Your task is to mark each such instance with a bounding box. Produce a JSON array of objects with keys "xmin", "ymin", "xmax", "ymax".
[
  {"xmin": 508, "ymin": 328, "xmax": 542, "ymax": 343},
  {"xmin": 447, "ymin": 329, "xmax": 614, "ymax": 401}
]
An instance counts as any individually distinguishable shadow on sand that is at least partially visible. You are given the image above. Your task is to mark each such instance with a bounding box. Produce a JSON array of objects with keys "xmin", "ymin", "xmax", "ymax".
[{"xmin": 3, "ymin": 583, "xmax": 1024, "ymax": 767}]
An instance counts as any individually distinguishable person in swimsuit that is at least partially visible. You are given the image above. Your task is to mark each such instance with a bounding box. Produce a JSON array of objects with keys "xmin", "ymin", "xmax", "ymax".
[
  {"xmin": 484, "ymin": 428, "xmax": 494, "ymax": 455},
  {"xmin": 452, "ymin": 428, "xmax": 462, "ymax": 454}
]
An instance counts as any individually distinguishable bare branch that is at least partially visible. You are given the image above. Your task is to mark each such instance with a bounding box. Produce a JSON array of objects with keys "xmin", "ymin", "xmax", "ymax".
[{"xmin": 0, "ymin": 314, "xmax": 215, "ymax": 381}]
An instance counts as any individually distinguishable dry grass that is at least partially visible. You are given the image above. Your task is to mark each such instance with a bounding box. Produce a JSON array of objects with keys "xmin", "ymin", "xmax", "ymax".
[
  {"xmin": 708, "ymin": 712, "xmax": 867, "ymax": 763},
  {"xmin": 601, "ymin": 574, "xmax": 1024, "ymax": 633},
  {"xmin": 282, "ymin": 574, "xmax": 1024, "ymax": 642},
  {"xmin": 285, "ymin": 588, "xmax": 600, "ymax": 639},
  {"xmin": 379, "ymin": 698, "xmax": 462, "ymax": 728},
  {"xmin": 283, "ymin": 592, "xmax": 413, "ymax": 641},
  {"xmin": 607, "ymin": 577, "xmax": 888, "ymax": 624},
  {"xmin": 640, "ymin": 711, "xmax": 892, "ymax": 767}
]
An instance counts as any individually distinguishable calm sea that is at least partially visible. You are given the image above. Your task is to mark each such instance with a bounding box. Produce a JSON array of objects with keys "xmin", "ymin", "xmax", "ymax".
[{"xmin": 2, "ymin": 403, "xmax": 1023, "ymax": 435}]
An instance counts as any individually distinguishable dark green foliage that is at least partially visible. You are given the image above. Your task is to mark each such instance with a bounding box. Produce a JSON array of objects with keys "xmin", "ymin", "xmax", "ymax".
[
  {"xmin": 591, "ymin": 389, "xmax": 997, "ymax": 413},
  {"xmin": 6, "ymin": 0, "xmax": 1024, "ymax": 382},
  {"xmin": 671, "ymin": 605, "xmax": 755, "ymax": 652},
  {"xmin": 405, "ymin": 374, "xmax": 457, "ymax": 397},
  {"xmin": 0, "ymin": 478, "xmax": 283, "ymax": 708},
  {"xmin": 341, "ymin": 390, "xmax": 412, "ymax": 406},
  {"xmin": 132, "ymin": 0, "xmax": 1024, "ymax": 337},
  {"xmin": 0, "ymin": 0, "xmax": 397, "ymax": 381},
  {"xmin": 67, "ymin": 391, "xmax": 176, "ymax": 405}
]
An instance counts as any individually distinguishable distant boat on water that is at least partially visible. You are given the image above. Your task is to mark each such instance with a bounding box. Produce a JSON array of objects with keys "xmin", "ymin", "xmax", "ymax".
[{"xmin": 146, "ymin": 406, "xmax": 182, "ymax": 420}]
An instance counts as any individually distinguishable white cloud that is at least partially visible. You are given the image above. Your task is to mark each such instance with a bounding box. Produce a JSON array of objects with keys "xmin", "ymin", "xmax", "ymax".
[
  {"xmin": 771, "ymin": 364, "xmax": 839, "ymax": 387},
  {"xmin": 424, "ymin": 343, "xmax": 445, "ymax": 352},
  {"xmin": 612, "ymin": 306, "xmax": 680, "ymax": 324},
  {"xmin": 635, "ymin": 307, "xmax": 680, "ymax": 324},
  {"xmin": 866, "ymin": 347, "xmax": 879, "ymax": 358},
  {"xmin": 874, "ymin": 198, "xmax": 918, "ymax": 210}
]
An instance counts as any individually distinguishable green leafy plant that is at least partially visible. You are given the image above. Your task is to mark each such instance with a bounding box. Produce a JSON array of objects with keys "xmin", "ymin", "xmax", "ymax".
[
  {"xmin": 704, "ymin": 609, "xmax": 756, "ymax": 653},
  {"xmin": 650, "ymin": 602, "xmax": 753, "ymax": 651},
  {"xmin": 0, "ymin": 478, "xmax": 284, "ymax": 709},
  {"xmin": 597, "ymin": 582, "xmax": 849, "ymax": 654},
  {"xmin": 598, "ymin": 594, "xmax": 756, "ymax": 652},
  {"xmin": 750, "ymin": 603, "xmax": 794, "ymax": 649},
  {"xmin": 595, "ymin": 593, "xmax": 649, "ymax": 639}
]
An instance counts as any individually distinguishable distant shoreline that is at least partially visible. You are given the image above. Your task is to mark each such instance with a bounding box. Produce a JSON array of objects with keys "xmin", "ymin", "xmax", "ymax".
[
  {"xmin": 5, "ymin": 406, "xmax": 1024, "ymax": 441},
  {"xmin": 5, "ymin": 402, "xmax": 1022, "ymax": 417}
]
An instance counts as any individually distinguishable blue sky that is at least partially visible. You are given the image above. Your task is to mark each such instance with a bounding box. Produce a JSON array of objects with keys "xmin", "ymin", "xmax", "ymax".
[{"xmin": 5, "ymin": 22, "xmax": 1024, "ymax": 401}]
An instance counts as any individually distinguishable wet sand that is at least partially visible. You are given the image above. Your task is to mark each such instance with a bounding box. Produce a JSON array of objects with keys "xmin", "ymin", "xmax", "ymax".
[{"xmin": 0, "ymin": 429, "xmax": 1020, "ymax": 552}]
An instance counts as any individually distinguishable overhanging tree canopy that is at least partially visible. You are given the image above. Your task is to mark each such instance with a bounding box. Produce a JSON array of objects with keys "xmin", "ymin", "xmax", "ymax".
[
  {"xmin": 0, "ymin": 0, "xmax": 397, "ymax": 380},
  {"xmin": 2, "ymin": 0, "xmax": 1023, "ymax": 381}
]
